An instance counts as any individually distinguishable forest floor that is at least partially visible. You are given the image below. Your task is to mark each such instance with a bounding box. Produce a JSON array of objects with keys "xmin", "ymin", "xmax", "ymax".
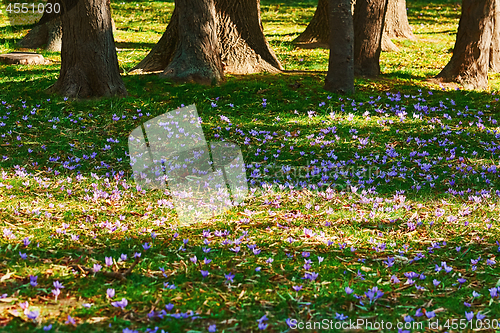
[{"xmin": 1, "ymin": 0, "xmax": 500, "ymax": 332}]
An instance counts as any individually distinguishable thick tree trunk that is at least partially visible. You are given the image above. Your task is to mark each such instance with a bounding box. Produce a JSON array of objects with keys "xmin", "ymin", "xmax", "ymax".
[
  {"xmin": 45, "ymin": 18, "xmax": 63, "ymax": 51},
  {"xmin": 217, "ymin": 0, "xmax": 281, "ymax": 74},
  {"xmin": 161, "ymin": 0, "xmax": 223, "ymax": 84},
  {"xmin": 353, "ymin": 0, "xmax": 388, "ymax": 76},
  {"xmin": 49, "ymin": 0, "xmax": 127, "ymax": 98},
  {"xmin": 436, "ymin": 0, "xmax": 495, "ymax": 90},
  {"xmin": 293, "ymin": 0, "xmax": 329, "ymax": 47},
  {"xmin": 490, "ymin": 0, "xmax": 500, "ymax": 72},
  {"xmin": 132, "ymin": 0, "xmax": 282, "ymax": 77},
  {"xmin": 18, "ymin": 0, "xmax": 116, "ymax": 52},
  {"xmin": 17, "ymin": 1, "xmax": 63, "ymax": 52},
  {"xmin": 130, "ymin": 8, "xmax": 179, "ymax": 73},
  {"xmin": 383, "ymin": 0, "xmax": 414, "ymax": 39},
  {"xmin": 294, "ymin": 0, "xmax": 410, "ymax": 52},
  {"xmin": 18, "ymin": 19, "xmax": 61, "ymax": 51},
  {"xmin": 17, "ymin": 23, "xmax": 49, "ymax": 50},
  {"xmin": 324, "ymin": 0, "xmax": 354, "ymax": 94}
]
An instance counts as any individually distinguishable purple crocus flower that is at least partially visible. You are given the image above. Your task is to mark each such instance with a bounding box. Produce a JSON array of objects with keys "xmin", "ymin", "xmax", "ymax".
[
  {"xmin": 425, "ymin": 311, "xmax": 435, "ymax": 319},
  {"xmin": 225, "ymin": 273, "xmax": 235, "ymax": 283},
  {"xmin": 107, "ymin": 288, "xmax": 115, "ymax": 298},
  {"xmin": 335, "ymin": 312, "xmax": 348, "ymax": 320},
  {"xmin": 29, "ymin": 275, "xmax": 37, "ymax": 287},
  {"xmin": 465, "ymin": 311, "xmax": 474, "ymax": 321},
  {"xmin": 365, "ymin": 286, "xmax": 384, "ymax": 303},
  {"xmin": 65, "ymin": 315, "xmax": 76, "ymax": 325},
  {"xmin": 52, "ymin": 288, "xmax": 61, "ymax": 299},
  {"xmin": 53, "ymin": 281, "xmax": 64, "ymax": 289},
  {"xmin": 26, "ymin": 310, "xmax": 39, "ymax": 320},
  {"xmin": 105, "ymin": 257, "xmax": 113, "ymax": 266},
  {"xmin": 111, "ymin": 298, "xmax": 128, "ymax": 310}
]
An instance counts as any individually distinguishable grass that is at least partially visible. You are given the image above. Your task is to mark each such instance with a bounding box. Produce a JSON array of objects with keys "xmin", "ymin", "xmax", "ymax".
[{"xmin": 1, "ymin": 0, "xmax": 500, "ymax": 332}]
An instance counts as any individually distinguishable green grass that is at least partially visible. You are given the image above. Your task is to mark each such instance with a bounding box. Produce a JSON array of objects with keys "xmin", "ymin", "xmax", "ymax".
[{"xmin": 1, "ymin": 0, "xmax": 500, "ymax": 332}]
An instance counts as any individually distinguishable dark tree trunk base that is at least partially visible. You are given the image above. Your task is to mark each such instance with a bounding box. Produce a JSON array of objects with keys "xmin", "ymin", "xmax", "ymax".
[
  {"xmin": 353, "ymin": 0, "xmax": 388, "ymax": 76},
  {"xmin": 383, "ymin": 0, "xmax": 415, "ymax": 40},
  {"xmin": 130, "ymin": 9, "xmax": 179, "ymax": 74},
  {"xmin": 436, "ymin": 0, "xmax": 495, "ymax": 90},
  {"xmin": 132, "ymin": 0, "xmax": 282, "ymax": 76},
  {"xmin": 293, "ymin": 0, "xmax": 330, "ymax": 45},
  {"xmin": 159, "ymin": 0, "xmax": 223, "ymax": 85},
  {"xmin": 18, "ymin": 16, "xmax": 115, "ymax": 52},
  {"xmin": 381, "ymin": 34, "xmax": 399, "ymax": 51},
  {"xmin": 17, "ymin": 20, "xmax": 61, "ymax": 52},
  {"xmin": 324, "ymin": 0, "xmax": 354, "ymax": 94},
  {"xmin": 45, "ymin": 18, "xmax": 63, "ymax": 51},
  {"xmin": 17, "ymin": 24, "xmax": 49, "ymax": 50},
  {"xmin": 49, "ymin": 0, "xmax": 127, "ymax": 98},
  {"xmin": 294, "ymin": 0, "xmax": 411, "ymax": 53}
]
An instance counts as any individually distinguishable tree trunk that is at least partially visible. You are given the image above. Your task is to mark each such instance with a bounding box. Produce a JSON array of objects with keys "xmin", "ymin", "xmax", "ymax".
[
  {"xmin": 293, "ymin": 0, "xmax": 330, "ymax": 47},
  {"xmin": 17, "ymin": 23, "xmax": 49, "ymax": 50},
  {"xmin": 161, "ymin": 0, "xmax": 223, "ymax": 84},
  {"xmin": 18, "ymin": 0, "xmax": 116, "ymax": 52},
  {"xmin": 45, "ymin": 18, "xmax": 63, "ymax": 51},
  {"xmin": 353, "ymin": 0, "xmax": 388, "ymax": 76},
  {"xmin": 436, "ymin": 0, "xmax": 495, "ymax": 90},
  {"xmin": 132, "ymin": 0, "xmax": 282, "ymax": 77},
  {"xmin": 490, "ymin": 0, "xmax": 500, "ymax": 72},
  {"xmin": 49, "ymin": 0, "xmax": 127, "ymax": 98},
  {"xmin": 18, "ymin": 19, "xmax": 62, "ymax": 51},
  {"xmin": 324, "ymin": 0, "xmax": 354, "ymax": 94},
  {"xmin": 130, "ymin": 8, "xmax": 179, "ymax": 73},
  {"xmin": 216, "ymin": 0, "xmax": 281, "ymax": 74},
  {"xmin": 17, "ymin": 0, "xmax": 63, "ymax": 52},
  {"xmin": 383, "ymin": 0, "xmax": 414, "ymax": 39},
  {"xmin": 294, "ymin": 0, "xmax": 411, "ymax": 52}
]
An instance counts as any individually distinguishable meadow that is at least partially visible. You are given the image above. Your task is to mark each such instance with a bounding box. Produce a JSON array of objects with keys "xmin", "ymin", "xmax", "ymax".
[{"xmin": 1, "ymin": 0, "xmax": 500, "ymax": 332}]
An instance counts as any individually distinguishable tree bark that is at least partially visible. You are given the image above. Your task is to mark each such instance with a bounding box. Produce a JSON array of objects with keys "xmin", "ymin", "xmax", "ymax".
[
  {"xmin": 132, "ymin": 0, "xmax": 282, "ymax": 78},
  {"xmin": 18, "ymin": 0, "xmax": 116, "ymax": 52},
  {"xmin": 294, "ymin": 0, "xmax": 411, "ymax": 52},
  {"xmin": 293, "ymin": 0, "xmax": 330, "ymax": 47},
  {"xmin": 17, "ymin": 0, "xmax": 63, "ymax": 51},
  {"xmin": 490, "ymin": 0, "xmax": 500, "ymax": 72},
  {"xmin": 324, "ymin": 0, "xmax": 354, "ymax": 94},
  {"xmin": 18, "ymin": 19, "xmax": 62, "ymax": 51},
  {"xmin": 383, "ymin": 0, "xmax": 414, "ymax": 39},
  {"xmin": 353, "ymin": 0, "xmax": 388, "ymax": 76},
  {"xmin": 129, "ymin": 8, "xmax": 179, "ymax": 73},
  {"xmin": 436, "ymin": 0, "xmax": 495, "ymax": 90},
  {"xmin": 161, "ymin": 0, "xmax": 223, "ymax": 84},
  {"xmin": 49, "ymin": 0, "xmax": 127, "ymax": 98}
]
